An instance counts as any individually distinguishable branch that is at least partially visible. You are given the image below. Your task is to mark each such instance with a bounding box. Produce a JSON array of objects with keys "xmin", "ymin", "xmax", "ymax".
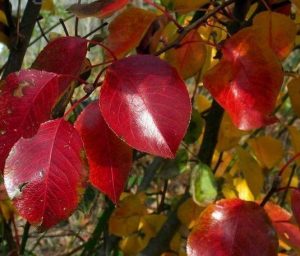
[{"xmin": 2, "ymin": 0, "xmax": 42, "ymax": 78}]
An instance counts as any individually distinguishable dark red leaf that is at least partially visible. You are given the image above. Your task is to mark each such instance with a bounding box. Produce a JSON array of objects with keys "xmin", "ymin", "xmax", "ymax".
[
  {"xmin": 75, "ymin": 101, "xmax": 132, "ymax": 203},
  {"xmin": 4, "ymin": 118, "xmax": 88, "ymax": 229},
  {"xmin": 203, "ymin": 28, "xmax": 283, "ymax": 130},
  {"xmin": 291, "ymin": 189, "xmax": 300, "ymax": 227},
  {"xmin": 187, "ymin": 199, "xmax": 278, "ymax": 256},
  {"xmin": 0, "ymin": 70, "xmax": 71, "ymax": 172},
  {"xmin": 32, "ymin": 36, "xmax": 88, "ymax": 76},
  {"xmin": 100, "ymin": 55, "xmax": 191, "ymax": 158},
  {"xmin": 68, "ymin": 0, "xmax": 129, "ymax": 18}
]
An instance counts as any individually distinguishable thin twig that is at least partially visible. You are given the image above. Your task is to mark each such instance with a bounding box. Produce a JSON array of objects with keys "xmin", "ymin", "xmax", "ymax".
[
  {"xmin": 59, "ymin": 18, "xmax": 69, "ymax": 36},
  {"xmin": 19, "ymin": 222, "xmax": 31, "ymax": 255},
  {"xmin": 37, "ymin": 18, "xmax": 49, "ymax": 43}
]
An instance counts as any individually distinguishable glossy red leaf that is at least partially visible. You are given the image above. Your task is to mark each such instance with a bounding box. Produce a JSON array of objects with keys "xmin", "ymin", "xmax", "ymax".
[
  {"xmin": 291, "ymin": 189, "xmax": 300, "ymax": 227},
  {"xmin": 0, "ymin": 70, "xmax": 71, "ymax": 172},
  {"xmin": 75, "ymin": 101, "xmax": 132, "ymax": 203},
  {"xmin": 4, "ymin": 118, "xmax": 88, "ymax": 229},
  {"xmin": 187, "ymin": 199, "xmax": 278, "ymax": 256},
  {"xmin": 203, "ymin": 28, "xmax": 283, "ymax": 130},
  {"xmin": 68, "ymin": 0, "xmax": 129, "ymax": 18},
  {"xmin": 32, "ymin": 36, "xmax": 88, "ymax": 76},
  {"xmin": 100, "ymin": 55, "xmax": 191, "ymax": 158}
]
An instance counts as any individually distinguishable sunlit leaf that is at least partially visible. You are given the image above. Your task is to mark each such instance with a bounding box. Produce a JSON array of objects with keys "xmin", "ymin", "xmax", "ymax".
[
  {"xmin": 204, "ymin": 28, "xmax": 283, "ymax": 130},
  {"xmin": 236, "ymin": 147, "xmax": 264, "ymax": 198},
  {"xmin": 100, "ymin": 55, "xmax": 191, "ymax": 158},
  {"xmin": 252, "ymin": 11, "xmax": 296, "ymax": 60},
  {"xmin": 104, "ymin": 7, "xmax": 156, "ymax": 59},
  {"xmin": 187, "ymin": 199, "xmax": 278, "ymax": 256},
  {"xmin": 4, "ymin": 119, "xmax": 88, "ymax": 229},
  {"xmin": 165, "ymin": 30, "xmax": 206, "ymax": 79},
  {"xmin": 0, "ymin": 70, "xmax": 73, "ymax": 172},
  {"xmin": 75, "ymin": 101, "xmax": 132, "ymax": 203}
]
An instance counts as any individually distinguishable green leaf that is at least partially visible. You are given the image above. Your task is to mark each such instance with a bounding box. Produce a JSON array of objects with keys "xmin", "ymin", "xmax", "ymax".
[{"xmin": 191, "ymin": 163, "xmax": 217, "ymax": 206}]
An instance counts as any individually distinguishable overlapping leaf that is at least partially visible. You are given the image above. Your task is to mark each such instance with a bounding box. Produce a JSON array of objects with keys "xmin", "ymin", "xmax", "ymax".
[
  {"xmin": 75, "ymin": 101, "xmax": 132, "ymax": 203},
  {"xmin": 103, "ymin": 7, "xmax": 156, "ymax": 59},
  {"xmin": 100, "ymin": 55, "xmax": 191, "ymax": 158},
  {"xmin": 204, "ymin": 28, "xmax": 283, "ymax": 130},
  {"xmin": 4, "ymin": 119, "xmax": 88, "ymax": 229},
  {"xmin": 0, "ymin": 70, "xmax": 72, "ymax": 172},
  {"xmin": 32, "ymin": 36, "xmax": 88, "ymax": 76},
  {"xmin": 68, "ymin": 0, "xmax": 128, "ymax": 18},
  {"xmin": 187, "ymin": 199, "xmax": 278, "ymax": 256},
  {"xmin": 252, "ymin": 11, "xmax": 296, "ymax": 60},
  {"xmin": 165, "ymin": 30, "xmax": 206, "ymax": 79}
]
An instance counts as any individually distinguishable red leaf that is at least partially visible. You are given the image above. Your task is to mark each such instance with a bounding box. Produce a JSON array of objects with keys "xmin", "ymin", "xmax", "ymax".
[
  {"xmin": 264, "ymin": 202, "xmax": 291, "ymax": 222},
  {"xmin": 68, "ymin": 0, "xmax": 129, "ymax": 19},
  {"xmin": 203, "ymin": 28, "xmax": 283, "ymax": 130},
  {"xmin": 32, "ymin": 36, "xmax": 88, "ymax": 76},
  {"xmin": 291, "ymin": 189, "xmax": 300, "ymax": 227},
  {"xmin": 273, "ymin": 222, "xmax": 300, "ymax": 249},
  {"xmin": 100, "ymin": 55, "xmax": 191, "ymax": 158},
  {"xmin": 4, "ymin": 119, "xmax": 88, "ymax": 229},
  {"xmin": 187, "ymin": 199, "xmax": 278, "ymax": 256},
  {"xmin": 0, "ymin": 70, "xmax": 71, "ymax": 172},
  {"xmin": 75, "ymin": 101, "xmax": 132, "ymax": 203}
]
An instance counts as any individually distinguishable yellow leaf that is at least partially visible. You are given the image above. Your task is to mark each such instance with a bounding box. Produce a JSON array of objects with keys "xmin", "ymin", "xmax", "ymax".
[
  {"xmin": 177, "ymin": 198, "xmax": 204, "ymax": 229},
  {"xmin": 213, "ymin": 151, "xmax": 235, "ymax": 178},
  {"xmin": 252, "ymin": 11, "xmax": 297, "ymax": 60},
  {"xmin": 248, "ymin": 136, "xmax": 283, "ymax": 169},
  {"xmin": 195, "ymin": 94, "xmax": 211, "ymax": 113},
  {"xmin": 216, "ymin": 113, "xmax": 247, "ymax": 152},
  {"xmin": 0, "ymin": 11, "xmax": 8, "ymax": 25},
  {"xmin": 233, "ymin": 178, "xmax": 255, "ymax": 201},
  {"xmin": 119, "ymin": 232, "xmax": 149, "ymax": 255},
  {"xmin": 109, "ymin": 194, "xmax": 147, "ymax": 236},
  {"xmin": 288, "ymin": 126, "xmax": 300, "ymax": 165},
  {"xmin": 164, "ymin": 30, "xmax": 206, "ymax": 79},
  {"xmin": 42, "ymin": 0, "xmax": 55, "ymax": 12},
  {"xmin": 162, "ymin": 0, "xmax": 210, "ymax": 13},
  {"xmin": 236, "ymin": 147, "xmax": 264, "ymax": 199},
  {"xmin": 0, "ymin": 200, "xmax": 14, "ymax": 221},
  {"xmin": 288, "ymin": 78, "xmax": 300, "ymax": 117},
  {"xmin": 139, "ymin": 214, "xmax": 167, "ymax": 238}
]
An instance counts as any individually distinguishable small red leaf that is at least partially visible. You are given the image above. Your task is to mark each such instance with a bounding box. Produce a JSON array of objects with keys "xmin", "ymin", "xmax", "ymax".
[
  {"xmin": 0, "ymin": 70, "xmax": 72, "ymax": 172},
  {"xmin": 4, "ymin": 119, "xmax": 88, "ymax": 229},
  {"xmin": 100, "ymin": 55, "xmax": 191, "ymax": 158},
  {"xmin": 187, "ymin": 199, "xmax": 278, "ymax": 256},
  {"xmin": 273, "ymin": 222, "xmax": 300, "ymax": 249},
  {"xmin": 32, "ymin": 36, "xmax": 88, "ymax": 76},
  {"xmin": 264, "ymin": 202, "xmax": 291, "ymax": 222},
  {"xmin": 75, "ymin": 101, "xmax": 132, "ymax": 203},
  {"xmin": 291, "ymin": 189, "xmax": 300, "ymax": 226},
  {"xmin": 204, "ymin": 28, "xmax": 283, "ymax": 130},
  {"xmin": 68, "ymin": 0, "xmax": 129, "ymax": 19}
]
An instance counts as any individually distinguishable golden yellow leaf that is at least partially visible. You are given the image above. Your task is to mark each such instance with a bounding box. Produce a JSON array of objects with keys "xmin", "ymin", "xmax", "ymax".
[
  {"xmin": 165, "ymin": 30, "xmax": 206, "ymax": 79},
  {"xmin": 248, "ymin": 136, "xmax": 283, "ymax": 169},
  {"xmin": 162, "ymin": 0, "xmax": 209, "ymax": 13},
  {"xmin": 109, "ymin": 194, "xmax": 147, "ymax": 236},
  {"xmin": 119, "ymin": 233, "xmax": 149, "ymax": 255},
  {"xmin": 42, "ymin": 0, "xmax": 55, "ymax": 12},
  {"xmin": 288, "ymin": 126, "xmax": 300, "ymax": 165},
  {"xmin": 252, "ymin": 11, "xmax": 297, "ymax": 60},
  {"xmin": 195, "ymin": 94, "xmax": 211, "ymax": 113},
  {"xmin": 139, "ymin": 214, "xmax": 167, "ymax": 238},
  {"xmin": 216, "ymin": 113, "xmax": 247, "ymax": 152},
  {"xmin": 0, "ymin": 200, "xmax": 14, "ymax": 221},
  {"xmin": 233, "ymin": 178, "xmax": 255, "ymax": 201},
  {"xmin": 288, "ymin": 78, "xmax": 300, "ymax": 117},
  {"xmin": 236, "ymin": 147, "xmax": 264, "ymax": 199},
  {"xmin": 0, "ymin": 11, "xmax": 8, "ymax": 25},
  {"xmin": 177, "ymin": 198, "xmax": 204, "ymax": 229}
]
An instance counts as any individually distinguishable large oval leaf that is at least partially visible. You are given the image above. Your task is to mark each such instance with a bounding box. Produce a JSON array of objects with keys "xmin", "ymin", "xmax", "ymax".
[
  {"xmin": 100, "ymin": 55, "xmax": 191, "ymax": 158},
  {"xmin": 75, "ymin": 101, "xmax": 132, "ymax": 203},
  {"xmin": 0, "ymin": 70, "xmax": 71, "ymax": 172},
  {"xmin": 204, "ymin": 28, "xmax": 283, "ymax": 130},
  {"xmin": 32, "ymin": 36, "xmax": 88, "ymax": 76},
  {"xmin": 4, "ymin": 118, "xmax": 88, "ymax": 229},
  {"xmin": 187, "ymin": 199, "xmax": 278, "ymax": 256}
]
